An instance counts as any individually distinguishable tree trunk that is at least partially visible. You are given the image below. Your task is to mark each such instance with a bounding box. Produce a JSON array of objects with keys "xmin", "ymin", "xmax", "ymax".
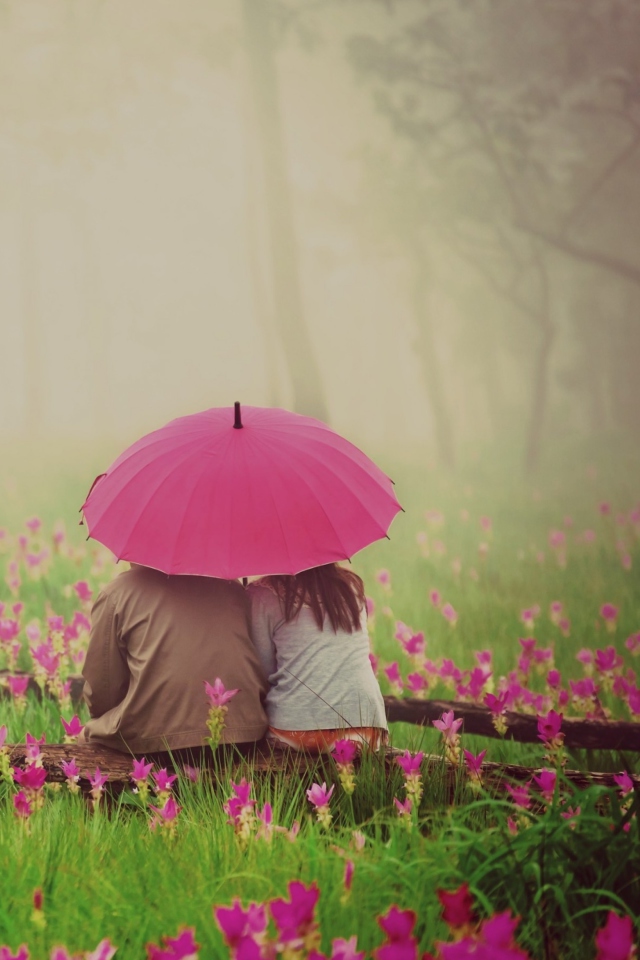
[
  {"xmin": 20, "ymin": 192, "xmax": 44, "ymax": 436},
  {"xmin": 409, "ymin": 251, "xmax": 456, "ymax": 468},
  {"xmin": 241, "ymin": 0, "xmax": 328, "ymax": 421}
]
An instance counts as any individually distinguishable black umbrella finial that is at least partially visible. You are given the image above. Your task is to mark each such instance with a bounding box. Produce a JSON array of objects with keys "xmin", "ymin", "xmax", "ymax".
[{"xmin": 233, "ymin": 401, "xmax": 243, "ymax": 429}]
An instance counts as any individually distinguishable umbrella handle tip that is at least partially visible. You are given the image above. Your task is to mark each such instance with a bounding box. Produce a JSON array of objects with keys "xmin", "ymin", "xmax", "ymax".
[{"xmin": 233, "ymin": 401, "xmax": 243, "ymax": 429}]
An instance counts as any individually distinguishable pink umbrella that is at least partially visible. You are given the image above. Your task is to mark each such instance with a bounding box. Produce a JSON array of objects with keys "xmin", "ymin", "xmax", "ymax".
[{"xmin": 82, "ymin": 404, "xmax": 402, "ymax": 579}]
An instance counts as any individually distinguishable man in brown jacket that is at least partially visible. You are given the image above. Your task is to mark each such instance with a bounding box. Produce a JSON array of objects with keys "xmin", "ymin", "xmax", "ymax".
[{"xmin": 82, "ymin": 565, "xmax": 269, "ymax": 754}]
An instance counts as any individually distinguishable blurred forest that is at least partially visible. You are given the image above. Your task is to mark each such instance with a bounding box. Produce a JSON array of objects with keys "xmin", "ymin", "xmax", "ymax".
[{"xmin": 1, "ymin": 0, "xmax": 639, "ymax": 470}]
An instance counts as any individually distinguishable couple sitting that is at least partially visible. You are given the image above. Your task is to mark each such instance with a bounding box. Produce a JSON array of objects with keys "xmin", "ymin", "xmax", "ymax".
[{"xmin": 82, "ymin": 562, "xmax": 388, "ymax": 757}]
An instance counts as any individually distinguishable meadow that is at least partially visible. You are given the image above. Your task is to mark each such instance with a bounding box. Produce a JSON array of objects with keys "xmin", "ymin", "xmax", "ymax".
[{"xmin": 0, "ymin": 438, "xmax": 638, "ymax": 959}]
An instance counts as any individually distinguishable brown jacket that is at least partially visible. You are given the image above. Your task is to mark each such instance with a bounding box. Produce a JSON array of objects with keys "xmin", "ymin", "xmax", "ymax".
[{"xmin": 82, "ymin": 566, "xmax": 268, "ymax": 753}]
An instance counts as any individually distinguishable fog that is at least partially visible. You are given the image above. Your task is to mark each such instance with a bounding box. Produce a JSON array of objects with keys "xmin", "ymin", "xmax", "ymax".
[{"xmin": 1, "ymin": 0, "xmax": 639, "ymax": 470}]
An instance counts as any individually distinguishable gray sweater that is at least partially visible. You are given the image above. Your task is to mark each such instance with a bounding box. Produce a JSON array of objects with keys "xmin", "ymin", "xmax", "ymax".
[{"xmin": 247, "ymin": 582, "xmax": 388, "ymax": 732}]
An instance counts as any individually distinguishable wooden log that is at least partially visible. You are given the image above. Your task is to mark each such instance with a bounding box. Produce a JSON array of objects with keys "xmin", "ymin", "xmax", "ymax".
[
  {"xmin": 8, "ymin": 743, "xmax": 639, "ymax": 794},
  {"xmin": 384, "ymin": 696, "xmax": 640, "ymax": 752}
]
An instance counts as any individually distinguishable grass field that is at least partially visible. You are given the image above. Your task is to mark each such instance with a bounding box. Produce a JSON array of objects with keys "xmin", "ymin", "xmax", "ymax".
[{"xmin": 0, "ymin": 437, "xmax": 638, "ymax": 958}]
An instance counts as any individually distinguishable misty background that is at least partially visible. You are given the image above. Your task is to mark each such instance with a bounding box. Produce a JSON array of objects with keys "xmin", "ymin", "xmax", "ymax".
[{"xmin": 1, "ymin": 0, "xmax": 639, "ymax": 481}]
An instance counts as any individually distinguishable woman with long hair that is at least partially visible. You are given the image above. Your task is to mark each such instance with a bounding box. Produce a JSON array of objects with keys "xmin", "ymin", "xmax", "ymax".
[{"xmin": 247, "ymin": 563, "xmax": 387, "ymax": 752}]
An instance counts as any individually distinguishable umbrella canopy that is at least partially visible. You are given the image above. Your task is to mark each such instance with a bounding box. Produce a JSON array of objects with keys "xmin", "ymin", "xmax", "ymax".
[{"xmin": 82, "ymin": 404, "xmax": 402, "ymax": 579}]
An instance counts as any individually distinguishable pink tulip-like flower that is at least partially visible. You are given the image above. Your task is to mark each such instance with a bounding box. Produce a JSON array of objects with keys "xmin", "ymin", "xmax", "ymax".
[
  {"xmin": 13, "ymin": 765, "xmax": 47, "ymax": 793},
  {"xmin": 214, "ymin": 899, "xmax": 268, "ymax": 949},
  {"xmin": 149, "ymin": 795, "xmax": 181, "ymax": 833},
  {"xmin": 595, "ymin": 647, "xmax": 623, "ymax": 676},
  {"xmin": 204, "ymin": 678, "xmax": 239, "ymax": 708},
  {"xmin": 0, "ymin": 726, "xmax": 6, "ymax": 750},
  {"xmin": 60, "ymin": 759, "xmax": 80, "ymax": 793},
  {"xmin": 520, "ymin": 608, "xmax": 536, "ymax": 630},
  {"xmin": 88, "ymin": 768, "xmax": 108, "ymax": 806},
  {"xmin": 343, "ymin": 859, "xmax": 355, "ymax": 897},
  {"xmin": 224, "ymin": 779, "xmax": 256, "ymax": 841},
  {"xmin": 146, "ymin": 927, "xmax": 198, "ymax": 959},
  {"xmin": 306, "ymin": 782, "xmax": 334, "ymax": 827},
  {"xmin": 406, "ymin": 672, "xmax": 428, "ymax": 697},
  {"xmin": 255, "ymin": 802, "xmax": 274, "ymax": 842},
  {"xmin": 7, "ymin": 676, "xmax": 29, "ymax": 699},
  {"xmin": 131, "ymin": 757, "xmax": 154, "ymax": 785},
  {"xmin": 396, "ymin": 751, "xmax": 423, "ymax": 777},
  {"xmin": 546, "ymin": 669, "xmax": 561, "ymax": 690},
  {"xmin": 394, "ymin": 796, "xmax": 412, "ymax": 819},
  {"xmin": 153, "ymin": 769, "xmax": 177, "ymax": 794},
  {"xmin": 537, "ymin": 710, "xmax": 564, "ymax": 749},
  {"xmin": 401, "ymin": 632, "xmax": 425, "ymax": 658},
  {"xmin": 600, "ymin": 603, "xmax": 619, "ymax": 632},
  {"xmin": 270, "ymin": 880, "xmax": 320, "ymax": 947},
  {"xmin": 613, "ymin": 772, "xmax": 634, "ymax": 797},
  {"xmin": 86, "ymin": 941, "xmax": 117, "ymax": 960},
  {"xmin": 429, "ymin": 589, "xmax": 441, "ymax": 607},
  {"xmin": 375, "ymin": 569, "xmax": 391, "ymax": 592},
  {"xmin": 433, "ymin": 710, "xmax": 463, "ymax": 763},
  {"xmin": 0, "ymin": 619, "xmax": 20, "ymax": 641},
  {"xmin": 365, "ymin": 596, "xmax": 375, "ymax": 618},
  {"xmin": 437, "ymin": 883, "xmax": 475, "ymax": 930},
  {"xmin": 183, "ymin": 765, "xmax": 200, "ymax": 783},
  {"xmin": 479, "ymin": 515, "xmax": 492, "ymax": 533},
  {"xmin": 625, "ymin": 633, "xmax": 640, "ymax": 656},
  {"xmin": 383, "ymin": 662, "xmax": 403, "ymax": 693},
  {"xmin": 506, "ymin": 783, "xmax": 531, "ymax": 809},
  {"xmin": 332, "ymin": 739, "xmax": 358, "ymax": 766},
  {"xmin": 60, "ymin": 715, "xmax": 84, "ymax": 742},
  {"xmin": 375, "ymin": 905, "xmax": 418, "ymax": 960},
  {"xmin": 73, "ymin": 581, "xmax": 93, "ymax": 603},
  {"xmin": 331, "ymin": 936, "xmax": 365, "ymax": 960},
  {"xmin": 13, "ymin": 791, "xmax": 32, "ymax": 820},
  {"xmin": 25, "ymin": 623, "xmax": 41, "ymax": 644},
  {"xmin": 532, "ymin": 769, "xmax": 557, "ymax": 803},
  {"xmin": 25, "ymin": 516, "xmax": 42, "ymax": 533},
  {"xmin": 463, "ymin": 750, "xmax": 486, "ymax": 789},
  {"xmin": 594, "ymin": 911, "xmax": 635, "ymax": 960},
  {"xmin": 441, "ymin": 603, "xmax": 458, "ymax": 626}
]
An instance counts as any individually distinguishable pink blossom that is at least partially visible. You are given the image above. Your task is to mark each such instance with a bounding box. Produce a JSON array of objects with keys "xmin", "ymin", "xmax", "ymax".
[
  {"xmin": 204, "ymin": 678, "xmax": 239, "ymax": 708},
  {"xmin": 613, "ymin": 772, "xmax": 634, "ymax": 797},
  {"xmin": 13, "ymin": 791, "xmax": 32, "ymax": 819},
  {"xmin": 88, "ymin": 768, "xmax": 108, "ymax": 792},
  {"xmin": 375, "ymin": 569, "xmax": 391, "ymax": 588},
  {"xmin": 7, "ymin": 676, "xmax": 29, "ymax": 698},
  {"xmin": 343, "ymin": 858, "xmax": 355, "ymax": 894},
  {"xmin": 463, "ymin": 750, "xmax": 486, "ymax": 778},
  {"xmin": 519, "ymin": 637, "xmax": 536, "ymax": 656},
  {"xmin": 131, "ymin": 758, "xmax": 154, "ymax": 784},
  {"xmin": 595, "ymin": 647, "xmax": 623, "ymax": 674},
  {"xmin": 394, "ymin": 797, "xmax": 412, "ymax": 817},
  {"xmin": 484, "ymin": 692, "xmax": 509, "ymax": 715},
  {"xmin": 0, "ymin": 726, "xmax": 6, "ymax": 749},
  {"xmin": 146, "ymin": 927, "xmax": 198, "ymax": 959},
  {"xmin": 406, "ymin": 673, "xmax": 428, "ymax": 695},
  {"xmin": 182, "ymin": 765, "xmax": 200, "ymax": 783},
  {"xmin": 85, "ymin": 941, "xmax": 117, "ymax": 960},
  {"xmin": 60, "ymin": 716, "xmax": 84, "ymax": 739},
  {"xmin": 506, "ymin": 783, "xmax": 531, "ymax": 809},
  {"xmin": 0, "ymin": 619, "xmax": 20, "ymax": 641},
  {"xmin": 332, "ymin": 739, "xmax": 358, "ymax": 766},
  {"xmin": 149, "ymin": 796, "xmax": 181, "ymax": 830},
  {"xmin": 47, "ymin": 615, "xmax": 64, "ymax": 633},
  {"xmin": 537, "ymin": 710, "xmax": 563, "ymax": 746},
  {"xmin": 396, "ymin": 751, "xmax": 424, "ymax": 777},
  {"xmin": 73, "ymin": 581, "xmax": 93, "ymax": 603},
  {"xmin": 479, "ymin": 516, "xmax": 492, "ymax": 532},
  {"xmin": 256, "ymin": 802, "xmax": 273, "ymax": 841},
  {"xmin": 532, "ymin": 769, "xmax": 557, "ymax": 802},
  {"xmin": 375, "ymin": 905, "xmax": 418, "ymax": 960},
  {"xmin": 441, "ymin": 602, "xmax": 458, "ymax": 626},
  {"xmin": 365, "ymin": 596, "xmax": 375, "ymax": 618},
  {"xmin": 331, "ymin": 936, "xmax": 364, "ymax": 960},
  {"xmin": 594, "ymin": 912, "xmax": 635, "ymax": 960},
  {"xmin": 306, "ymin": 782, "xmax": 334, "ymax": 808},
  {"xmin": 214, "ymin": 899, "xmax": 267, "ymax": 947},
  {"xmin": 625, "ymin": 633, "xmax": 640, "ymax": 655},
  {"xmin": 401, "ymin": 632, "xmax": 425, "ymax": 657},
  {"xmin": 270, "ymin": 880, "xmax": 320, "ymax": 945},
  {"xmin": 437, "ymin": 883, "xmax": 475, "ymax": 929},
  {"xmin": 429, "ymin": 589, "xmax": 441, "ymax": 607},
  {"xmin": 153, "ymin": 768, "xmax": 178, "ymax": 793},
  {"xmin": 383, "ymin": 663, "xmax": 403, "ymax": 692},
  {"xmin": 60, "ymin": 759, "xmax": 80, "ymax": 782},
  {"xmin": 600, "ymin": 603, "xmax": 619, "ymax": 624},
  {"xmin": 546, "ymin": 669, "xmax": 561, "ymax": 690},
  {"xmin": 13, "ymin": 765, "xmax": 47, "ymax": 792}
]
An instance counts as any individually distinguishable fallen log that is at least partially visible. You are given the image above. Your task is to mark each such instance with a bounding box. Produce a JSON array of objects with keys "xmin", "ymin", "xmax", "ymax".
[
  {"xmin": 385, "ymin": 696, "xmax": 640, "ymax": 752},
  {"xmin": 8, "ymin": 743, "xmax": 639, "ymax": 794}
]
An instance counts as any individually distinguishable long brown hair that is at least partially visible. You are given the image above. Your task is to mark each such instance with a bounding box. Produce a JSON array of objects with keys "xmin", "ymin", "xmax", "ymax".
[{"xmin": 264, "ymin": 564, "xmax": 366, "ymax": 633}]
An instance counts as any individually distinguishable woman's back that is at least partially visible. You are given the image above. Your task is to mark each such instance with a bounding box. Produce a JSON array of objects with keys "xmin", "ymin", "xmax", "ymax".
[{"xmin": 247, "ymin": 579, "xmax": 387, "ymax": 733}]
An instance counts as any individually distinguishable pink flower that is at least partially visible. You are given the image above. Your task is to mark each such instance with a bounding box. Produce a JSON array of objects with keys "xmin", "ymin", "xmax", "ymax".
[
  {"xmin": 430, "ymin": 589, "xmax": 441, "ymax": 607},
  {"xmin": 332, "ymin": 936, "xmax": 364, "ymax": 960},
  {"xmin": 375, "ymin": 905, "xmax": 417, "ymax": 960},
  {"xmin": 60, "ymin": 759, "xmax": 80, "ymax": 782},
  {"xmin": 13, "ymin": 791, "xmax": 32, "ymax": 819},
  {"xmin": 73, "ymin": 581, "xmax": 93, "ymax": 603},
  {"xmin": 204, "ymin": 678, "xmax": 239, "ymax": 708},
  {"xmin": 594, "ymin": 911, "xmax": 635, "ymax": 960},
  {"xmin": 506, "ymin": 783, "xmax": 531, "ymax": 809},
  {"xmin": 13, "ymin": 765, "xmax": 47, "ymax": 792},
  {"xmin": 384, "ymin": 662, "xmax": 402, "ymax": 685},
  {"xmin": 88, "ymin": 768, "xmax": 108, "ymax": 795},
  {"xmin": 376, "ymin": 569, "xmax": 391, "ymax": 589},
  {"xmin": 441, "ymin": 602, "xmax": 458, "ymax": 626},
  {"xmin": 306, "ymin": 782, "xmax": 334, "ymax": 808},
  {"xmin": 131, "ymin": 758, "xmax": 154, "ymax": 784},
  {"xmin": 394, "ymin": 797, "xmax": 412, "ymax": 817},
  {"xmin": 396, "ymin": 751, "xmax": 424, "ymax": 777},
  {"xmin": 60, "ymin": 715, "xmax": 84, "ymax": 739},
  {"xmin": 0, "ymin": 726, "xmax": 6, "ymax": 749},
  {"xmin": 406, "ymin": 673, "xmax": 428, "ymax": 695},
  {"xmin": 153, "ymin": 769, "xmax": 177, "ymax": 793},
  {"xmin": 479, "ymin": 516, "xmax": 492, "ymax": 532},
  {"xmin": 183, "ymin": 765, "xmax": 200, "ymax": 783},
  {"xmin": 343, "ymin": 859, "xmax": 355, "ymax": 894},
  {"xmin": 25, "ymin": 516, "xmax": 42, "ymax": 533},
  {"xmin": 537, "ymin": 710, "xmax": 563, "ymax": 746},
  {"xmin": 332, "ymin": 739, "xmax": 358, "ymax": 766},
  {"xmin": 433, "ymin": 710, "xmax": 463, "ymax": 744},
  {"xmin": 546, "ymin": 669, "xmax": 561, "ymax": 690},
  {"xmin": 256, "ymin": 802, "xmax": 273, "ymax": 841},
  {"xmin": 532, "ymin": 769, "xmax": 557, "ymax": 803},
  {"xmin": 149, "ymin": 796, "xmax": 181, "ymax": 830},
  {"xmin": 7, "ymin": 676, "xmax": 29, "ymax": 698},
  {"xmin": 463, "ymin": 750, "xmax": 486, "ymax": 779},
  {"xmin": 400, "ymin": 632, "xmax": 425, "ymax": 657},
  {"xmin": 484, "ymin": 692, "xmax": 508, "ymax": 715},
  {"xmin": 146, "ymin": 928, "xmax": 198, "ymax": 959},
  {"xmin": 613, "ymin": 772, "xmax": 634, "ymax": 797},
  {"xmin": 437, "ymin": 883, "xmax": 475, "ymax": 929},
  {"xmin": 214, "ymin": 899, "xmax": 267, "ymax": 947},
  {"xmin": 86, "ymin": 942, "xmax": 117, "ymax": 960},
  {"xmin": 600, "ymin": 603, "xmax": 619, "ymax": 628},
  {"xmin": 270, "ymin": 880, "xmax": 320, "ymax": 945}
]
